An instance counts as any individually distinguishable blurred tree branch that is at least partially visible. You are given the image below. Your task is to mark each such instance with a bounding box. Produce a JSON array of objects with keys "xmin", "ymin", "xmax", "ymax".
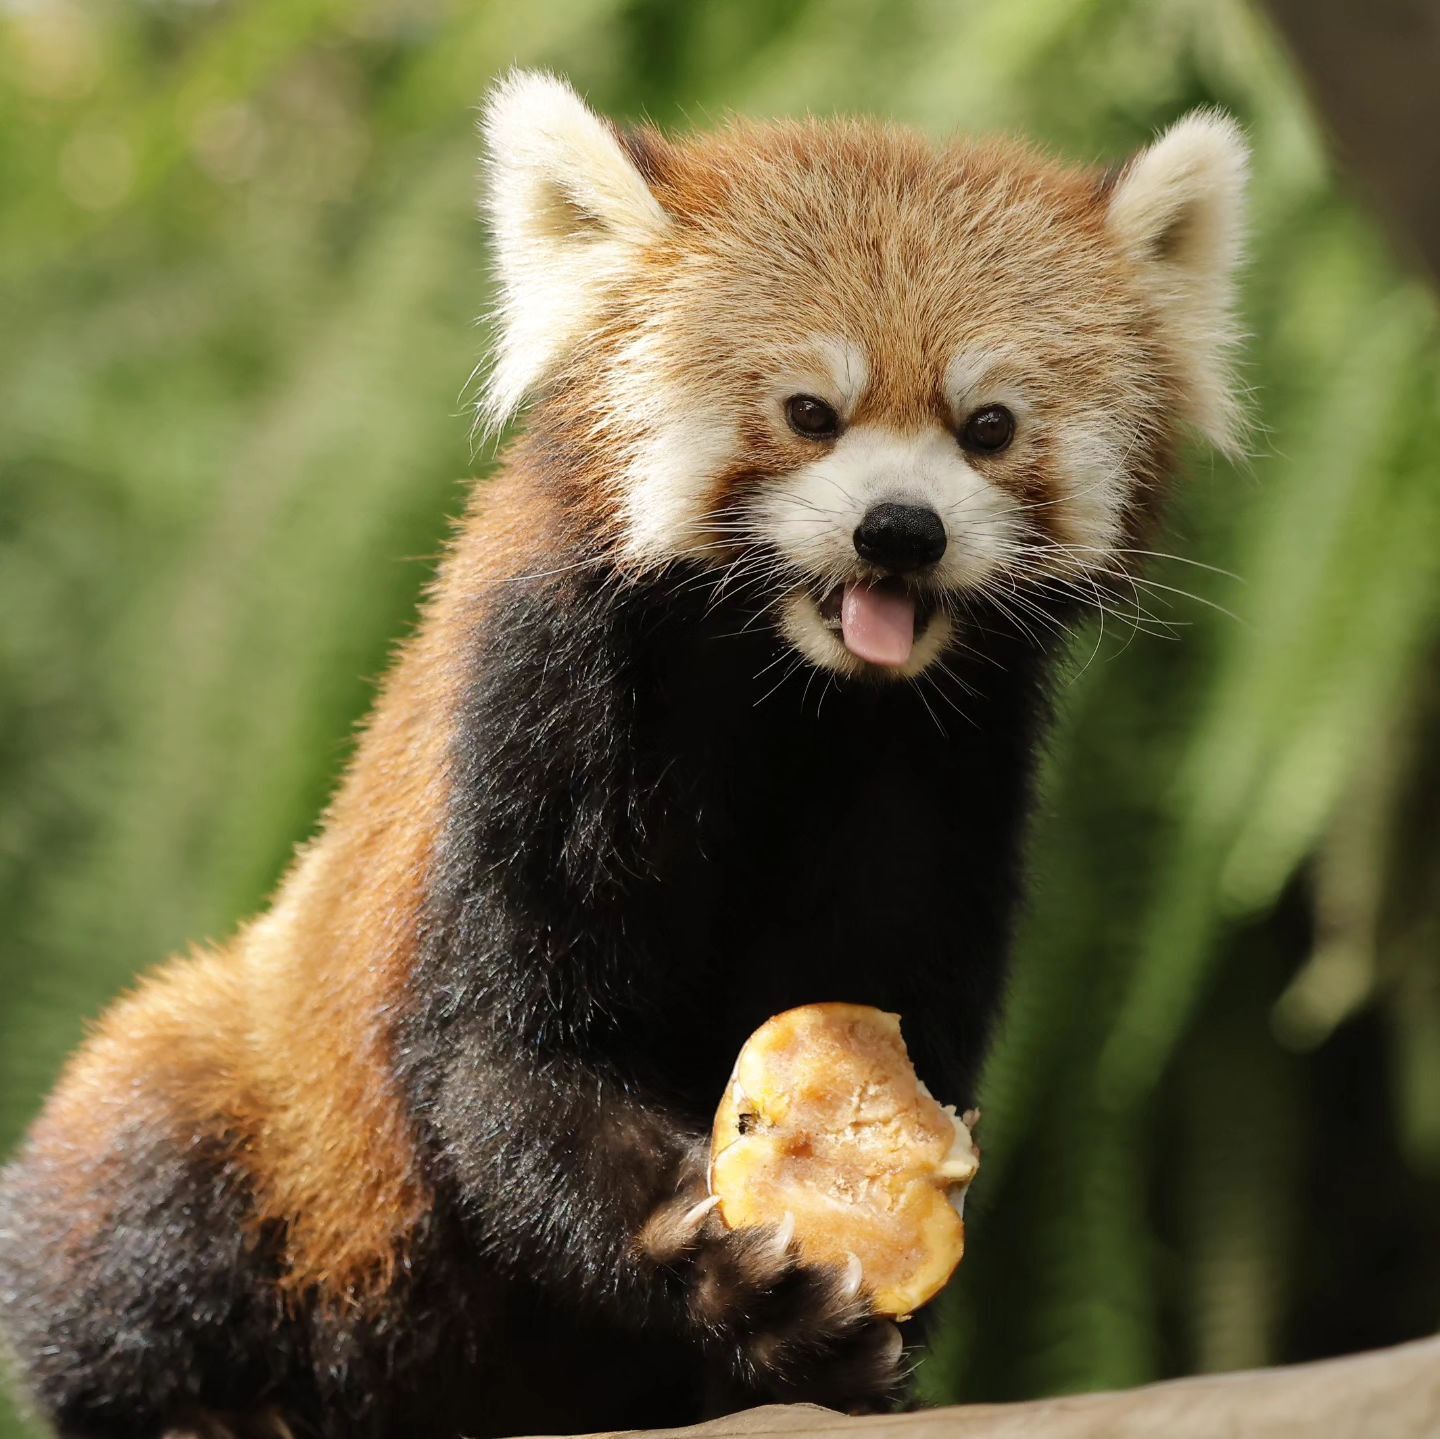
[
  {"xmin": 526, "ymin": 1334, "xmax": 1440, "ymax": 1439},
  {"xmin": 1261, "ymin": 0, "xmax": 1440, "ymax": 283}
]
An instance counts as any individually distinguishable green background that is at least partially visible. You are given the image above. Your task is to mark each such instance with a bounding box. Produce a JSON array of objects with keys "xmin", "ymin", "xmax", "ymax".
[{"xmin": 2, "ymin": 0, "xmax": 1437, "ymax": 1431}]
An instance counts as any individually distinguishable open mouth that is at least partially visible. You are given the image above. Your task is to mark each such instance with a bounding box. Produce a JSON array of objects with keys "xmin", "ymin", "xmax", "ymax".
[{"xmin": 816, "ymin": 578, "xmax": 936, "ymax": 669}]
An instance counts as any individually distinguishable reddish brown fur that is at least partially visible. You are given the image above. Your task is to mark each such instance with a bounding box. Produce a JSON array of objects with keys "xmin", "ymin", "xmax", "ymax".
[{"xmin": 630, "ymin": 119, "xmax": 1165, "ymax": 430}]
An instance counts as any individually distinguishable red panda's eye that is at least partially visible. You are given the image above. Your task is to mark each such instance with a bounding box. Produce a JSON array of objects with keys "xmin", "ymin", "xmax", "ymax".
[
  {"xmin": 960, "ymin": 405, "xmax": 1015, "ymax": 454},
  {"xmin": 785, "ymin": 395, "xmax": 841, "ymax": 440}
]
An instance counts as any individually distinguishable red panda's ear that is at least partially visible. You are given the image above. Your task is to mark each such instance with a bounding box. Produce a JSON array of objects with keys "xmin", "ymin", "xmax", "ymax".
[
  {"xmin": 1105, "ymin": 110, "xmax": 1250, "ymax": 456},
  {"xmin": 479, "ymin": 70, "xmax": 672, "ymax": 432}
]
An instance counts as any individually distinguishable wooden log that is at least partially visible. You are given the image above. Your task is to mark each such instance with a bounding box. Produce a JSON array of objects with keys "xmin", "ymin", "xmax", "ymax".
[{"xmin": 521, "ymin": 1333, "xmax": 1440, "ymax": 1439}]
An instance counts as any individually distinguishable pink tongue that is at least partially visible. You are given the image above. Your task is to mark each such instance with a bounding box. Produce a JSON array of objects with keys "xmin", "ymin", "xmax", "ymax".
[{"xmin": 840, "ymin": 581, "xmax": 916, "ymax": 667}]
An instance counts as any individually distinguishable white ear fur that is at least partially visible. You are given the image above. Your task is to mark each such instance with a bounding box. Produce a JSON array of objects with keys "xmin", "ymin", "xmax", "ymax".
[
  {"xmin": 1106, "ymin": 109, "xmax": 1249, "ymax": 454},
  {"xmin": 479, "ymin": 70, "xmax": 670, "ymax": 431}
]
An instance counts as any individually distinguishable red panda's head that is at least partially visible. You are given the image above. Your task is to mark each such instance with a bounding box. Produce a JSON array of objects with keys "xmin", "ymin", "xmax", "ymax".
[{"xmin": 480, "ymin": 72, "xmax": 1247, "ymax": 679}]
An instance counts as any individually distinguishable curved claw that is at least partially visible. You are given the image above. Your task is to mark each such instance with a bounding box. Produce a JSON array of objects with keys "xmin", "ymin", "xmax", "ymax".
[
  {"xmin": 682, "ymin": 1193, "xmax": 722, "ymax": 1231},
  {"xmin": 771, "ymin": 1209, "xmax": 797, "ymax": 1259}
]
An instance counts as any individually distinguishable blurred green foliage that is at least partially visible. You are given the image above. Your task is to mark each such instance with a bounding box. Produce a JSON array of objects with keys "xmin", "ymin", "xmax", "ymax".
[{"xmin": 2, "ymin": 0, "xmax": 1437, "ymax": 1432}]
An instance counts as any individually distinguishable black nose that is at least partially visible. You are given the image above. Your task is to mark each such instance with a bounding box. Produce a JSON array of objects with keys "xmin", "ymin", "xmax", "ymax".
[{"xmin": 853, "ymin": 502, "xmax": 947, "ymax": 572}]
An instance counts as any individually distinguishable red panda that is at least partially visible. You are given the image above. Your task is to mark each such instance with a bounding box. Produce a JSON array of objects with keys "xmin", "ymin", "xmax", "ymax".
[{"xmin": 0, "ymin": 71, "xmax": 1246, "ymax": 1439}]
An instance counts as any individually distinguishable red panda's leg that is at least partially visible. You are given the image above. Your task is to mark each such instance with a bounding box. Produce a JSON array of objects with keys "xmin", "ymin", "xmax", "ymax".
[
  {"xmin": 0, "ymin": 1115, "xmax": 298, "ymax": 1439},
  {"xmin": 0, "ymin": 955, "xmax": 316, "ymax": 1439},
  {"xmin": 415, "ymin": 1036, "xmax": 906, "ymax": 1412}
]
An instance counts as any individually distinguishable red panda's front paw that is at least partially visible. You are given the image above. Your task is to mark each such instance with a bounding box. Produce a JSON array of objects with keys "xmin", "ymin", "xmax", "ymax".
[
  {"xmin": 639, "ymin": 1179, "xmax": 905, "ymax": 1412},
  {"xmin": 695, "ymin": 1221, "xmax": 906, "ymax": 1411}
]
